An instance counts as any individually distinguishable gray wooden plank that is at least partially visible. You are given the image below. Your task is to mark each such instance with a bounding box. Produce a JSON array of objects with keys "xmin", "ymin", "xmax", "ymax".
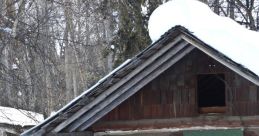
[
  {"xmin": 53, "ymin": 36, "xmax": 185, "ymax": 132},
  {"xmin": 47, "ymin": 131, "xmax": 93, "ymax": 136}
]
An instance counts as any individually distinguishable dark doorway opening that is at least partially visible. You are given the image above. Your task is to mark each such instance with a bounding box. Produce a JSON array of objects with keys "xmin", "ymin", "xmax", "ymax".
[{"xmin": 197, "ymin": 74, "xmax": 226, "ymax": 113}]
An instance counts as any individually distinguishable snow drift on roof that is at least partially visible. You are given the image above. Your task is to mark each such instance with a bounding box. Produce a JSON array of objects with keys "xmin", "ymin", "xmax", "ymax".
[
  {"xmin": 0, "ymin": 106, "xmax": 44, "ymax": 127},
  {"xmin": 148, "ymin": 0, "xmax": 259, "ymax": 76}
]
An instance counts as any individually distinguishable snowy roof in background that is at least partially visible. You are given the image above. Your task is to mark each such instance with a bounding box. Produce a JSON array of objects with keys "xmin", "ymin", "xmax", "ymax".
[
  {"xmin": 0, "ymin": 106, "xmax": 44, "ymax": 127},
  {"xmin": 148, "ymin": 0, "xmax": 259, "ymax": 77}
]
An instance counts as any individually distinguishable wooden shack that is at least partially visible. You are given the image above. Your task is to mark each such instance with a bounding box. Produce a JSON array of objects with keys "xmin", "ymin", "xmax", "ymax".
[{"xmin": 21, "ymin": 26, "xmax": 259, "ymax": 136}]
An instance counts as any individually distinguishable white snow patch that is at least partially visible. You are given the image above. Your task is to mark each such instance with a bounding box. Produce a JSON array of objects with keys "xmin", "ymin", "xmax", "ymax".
[
  {"xmin": 95, "ymin": 126, "xmax": 243, "ymax": 136},
  {"xmin": 17, "ymin": 91, "xmax": 22, "ymax": 96},
  {"xmin": 12, "ymin": 64, "xmax": 18, "ymax": 70},
  {"xmin": 112, "ymin": 11, "xmax": 119, "ymax": 17},
  {"xmin": 110, "ymin": 45, "xmax": 115, "ymax": 49},
  {"xmin": 50, "ymin": 111, "xmax": 56, "ymax": 117},
  {"xmin": 0, "ymin": 27, "xmax": 12, "ymax": 34},
  {"xmin": 141, "ymin": 5, "xmax": 148, "ymax": 15},
  {"xmin": 148, "ymin": 0, "xmax": 259, "ymax": 77},
  {"xmin": 0, "ymin": 106, "xmax": 44, "ymax": 127},
  {"xmin": 55, "ymin": 41, "xmax": 61, "ymax": 56}
]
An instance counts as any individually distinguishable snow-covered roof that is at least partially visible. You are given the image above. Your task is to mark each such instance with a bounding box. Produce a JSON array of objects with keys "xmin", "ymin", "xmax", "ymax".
[
  {"xmin": 0, "ymin": 106, "xmax": 44, "ymax": 127},
  {"xmin": 148, "ymin": 0, "xmax": 259, "ymax": 77}
]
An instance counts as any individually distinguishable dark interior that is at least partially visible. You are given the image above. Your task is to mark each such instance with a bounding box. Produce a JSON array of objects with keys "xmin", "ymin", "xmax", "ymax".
[{"xmin": 197, "ymin": 74, "xmax": 226, "ymax": 108}]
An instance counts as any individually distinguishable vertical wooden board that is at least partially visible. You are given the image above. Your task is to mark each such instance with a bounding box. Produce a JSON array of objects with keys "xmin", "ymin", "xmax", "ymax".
[
  {"xmin": 178, "ymin": 103, "xmax": 182, "ymax": 117},
  {"xmin": 231, "ymin": 102, "xmax": 238, "ymax": 115},
  {"xmin": 234, "ymin": 74, "xmax": 241, "ymax": 87},
  {"xmin": 232, "ymin": 87, "xmax": 237, "ymax": 101},
  {"xmin": 183, "ymin": 103, "xmax": 189, "ymax": 116},
  {"xmin": 143, "ymin": 105, "xmax": 151, "ymax": 119},
  {"xmin": 174, "ymin": 89, "xmax": 180, "ymax": 104},
  {"xmin": 181, "ymin": 103, "xmax": 186, "ymax": 116},
  {"xmin": 143, "ymin": 89, "xmax": 151, "ymax": 105},
  {"xmin": 180, "ymin": 88, "xmax": 184, "ymax": 104},
  {"xmin": 154, "ymin": 89, "xmax": 161, "ymax": 105},
  {"xmin": 189, "ymin": 88, "xmax": 196, "ymax": 105},
  {"xmin": 132, "ymin": 102, "xmax": 143, "ymax": 120},
  {"xmin": 160, "ymin": 81, "xmax": 168, "ymax": 104},
  {"xmin": 228, "ymin": 101, "xmax": 234, "ymax": 115},
  {"xmin": 180, "ymin": 103, "xmax": 186, "ymax": 117},
  {"xmin": 238, "ymin": 102, "xmax": 244, "ymax": 115},
  {"xmin": 166, "ymin": 89, "xmax": 173, "ymax": 104},
  {"xmin": 249, "ymin": 85, "xmax": 257, "ymax": 102},
  {"xmin": 129, "ymin": 99, "xmax": 135, "ymax": 120},
  {"xmin": 236, "ymin": 87, "xmax": 246, "ymax": 101},
  {"xmin": 243, "ymin": 86, "xmax": 249, "ymax": 101},
  {"xmin": 119, "ymin": 100, "xmax": 130, "ymax": 120},
  {"xmin": 183, "ymin": 89, "xmax": 189, "ymax": 104},
  {"xmin": 132, "ymin": 90, "xmax": 140, "ymax": 105},
  {"xmin": 166, "ymin": 104, "xmax": 172, "ymax": 118},
  {"xmin": 190, "ymin": 103, "xmax": 197, "ymax": 116},
  {"xmin": 180, "ymin": 75, "xmax": 185, "ymax": 86},
  {"xmin": 151, "ymin": 104, "xmax": 162, "ymax": 118},
  {"xmin": 170, "ymin": 103, "xmax": 177, "ymax": 118},
  {"xmin": 164, "ymin": 104, "xmax": 171, "ymax": 118}
]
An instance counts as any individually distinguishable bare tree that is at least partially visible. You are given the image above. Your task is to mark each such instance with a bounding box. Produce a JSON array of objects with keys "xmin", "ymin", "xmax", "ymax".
[{"xmin": 208, "ymin": 0, "xmax": 259, "ymax": 30}]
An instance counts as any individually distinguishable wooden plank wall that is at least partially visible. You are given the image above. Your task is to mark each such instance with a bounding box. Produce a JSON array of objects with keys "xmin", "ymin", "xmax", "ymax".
[{"xmin": 99, "ymin": 49, "xmax": 259, "ymax": 121}]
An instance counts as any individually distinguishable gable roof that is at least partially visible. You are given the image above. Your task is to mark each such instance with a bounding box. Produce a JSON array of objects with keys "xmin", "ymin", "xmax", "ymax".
[{"xmin": 21, "ymin": 26, "xmax": 259, "ymax": 136}]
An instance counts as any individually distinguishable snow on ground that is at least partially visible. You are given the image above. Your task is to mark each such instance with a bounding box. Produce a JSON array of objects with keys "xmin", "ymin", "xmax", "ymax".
[
  {"xmin": 0, "ymin": 106, "xmax": 44, "ymax": 127},
  {"xmin": 148, "ymin": 0, "xmax": 259, "ymax": 76},
  {"xmin": 95, "ymin": 126, "xmax": 243, "ymax": 136}
]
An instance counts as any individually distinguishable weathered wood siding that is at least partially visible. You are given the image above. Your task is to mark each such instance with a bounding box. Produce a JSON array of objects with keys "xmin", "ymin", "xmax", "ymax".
[{"xmin": 100, "ymin": 49, "xmax": 259, "ymax": 121}]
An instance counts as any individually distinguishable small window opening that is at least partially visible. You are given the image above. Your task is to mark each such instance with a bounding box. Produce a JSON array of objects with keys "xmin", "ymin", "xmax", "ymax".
[{"xmin": 197, "ymin": 74, "xmax": 226, "ymax": 114}]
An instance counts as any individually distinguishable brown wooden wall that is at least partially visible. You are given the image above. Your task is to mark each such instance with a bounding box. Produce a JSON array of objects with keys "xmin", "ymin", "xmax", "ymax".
[{"xmin": 100, "ymin": 49, "xmax": 259, "ymax": 121}]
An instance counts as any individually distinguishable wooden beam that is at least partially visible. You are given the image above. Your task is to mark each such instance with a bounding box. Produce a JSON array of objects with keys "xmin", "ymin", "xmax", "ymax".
[
  {"xmin": 181, "ymin": 35, "xmax": 259, "ymax": 86},
  {"xmin": 53, "ymin": 36, "xmax": 186, "ymax": 132},
  {"xmin": 77, "ymin": 46, "xmax": 195, "ymax": 131},
  {"xmin": 47, "ymin": 131, "xmax": 93, "ymax": 136},
  {"xmin": 90, "ymin": 115, "xmax": 259, "ymax": 132},
  {"xmin": 65, "ymin": 41, "xmax": 190, "ymax": 132}
]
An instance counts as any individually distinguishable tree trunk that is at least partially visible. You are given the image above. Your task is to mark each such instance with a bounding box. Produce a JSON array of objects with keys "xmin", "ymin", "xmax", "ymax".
[
  {"xmin": 214, "ymin": 0, "xmax": 220, "ymax": 15},
  {"xmin": 229, "ymin": 0, "xmax": 235, "ymax": 19}
]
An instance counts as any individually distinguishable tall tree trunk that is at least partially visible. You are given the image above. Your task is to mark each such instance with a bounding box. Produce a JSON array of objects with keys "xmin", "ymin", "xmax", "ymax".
[
  {"xmin": 64, "ymin": 0, "xmax": 77, "ymax": 101},
  {"xmin": 214, "ymin": 0, "xmax": 220, "ymax": 15},
  {"xmin": 229, "ymin": 0, "xmax": 235, "ymax": 19}
]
